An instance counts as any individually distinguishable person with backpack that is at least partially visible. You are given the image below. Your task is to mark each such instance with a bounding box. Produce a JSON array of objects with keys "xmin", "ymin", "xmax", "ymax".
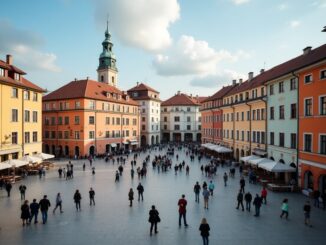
[
  {"xmin": 19, "ymin": 184, "xmax": 27, "ymax": 200},
  {"xmin": 148, "ymin": 205, "xmax": 160, "ymax": 236},
  {"xmin": 194, "ymin": 182, "xmax": 201, "ymax": 203}
]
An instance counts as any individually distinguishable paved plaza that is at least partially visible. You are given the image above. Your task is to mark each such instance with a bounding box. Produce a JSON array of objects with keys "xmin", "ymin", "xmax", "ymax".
[{"xmin": 0, "ymin": 148, "xmax": 325, "ymax": 245}]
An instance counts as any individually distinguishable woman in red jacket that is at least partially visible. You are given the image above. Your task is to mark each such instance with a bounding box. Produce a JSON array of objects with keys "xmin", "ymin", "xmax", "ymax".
[{"xmin": 261, "ymin": 187, "xmax": 268, "ymax": 204}]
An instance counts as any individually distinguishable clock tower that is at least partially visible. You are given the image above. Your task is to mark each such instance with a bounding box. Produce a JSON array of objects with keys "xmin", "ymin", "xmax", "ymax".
[{"xmin": 97, "ymin": 21, "xmax": 118, "ymax": 87}]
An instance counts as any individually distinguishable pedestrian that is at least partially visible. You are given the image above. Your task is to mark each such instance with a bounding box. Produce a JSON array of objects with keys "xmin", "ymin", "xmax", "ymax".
[
  {"xmin": 74, "ymin": 190, "xmax": 82, "ymax": 211},
  {"xmin": 236, "ymin": 190, "xmax": 244, "ymax": 211},
  {"xmin": 115, "ymin": 171, "xmax": 120, "ymax": 182},
  {"xmin": 313, "ymin": 190, "xmax": 320, "ymax": 208},
  {"xmin": 199, "ymin": 218, "xmax": 210, "ymax": 245},
  {"xmin": 92, "ymin": 167, "xmax": 95, "ymax": 175},
  {"xmin": 148, "ymin": 205, "xmax": 160, "ymax": 236},
  {"xmin": 137, "ymin": 183, "xmax": 144, "ymax": 201},
  {"xmin": 186, "ymin": 165, "xmax": 190, "ymax": 175},
  {"xmin": 39, "ymin": 195, "xmax": 51, "ymax": 224},
  {"xmin": 83, "ymin": 163, "xmax": 86, "ymax": 171},
  {"xmin": 244, "ymin": 192, "xmax": 252, "ymax": 212},
  {"xmin": 21, "ymin": 200, "xmax": 30, "ymax": 226},
  {"xmin": 178, "ymin": 194, "xmax": 188, "ymax": 227},
  {"xmin": 202, "ymin": 187, "xmax": 210, "ymax": 209},
  {"xmin": 240, "ymin": 177, "xmax": 245, "ymax": 193},
  {"xmin": 131, "ymin": 168, "xmax": 135, "ymax": 179},
  {"xmin": 223, "ymin": 172, "xmax": 228, "ymax": 186},
  {"xmin": 280, "ymin": 198, "xmax": 289, "ymax": 219},
  {"xmin": 128, "ymin": 188, "xmax": 134, "ymax": 207},
  {"xmin": 5, "ymin": 181, "xmax": 12, "ymax": 197},
  {"xmin": 29, "ymin": 199, "xmax": 39, "ymax": 224},
  {"xmin": 194, "ymin": 181, "xmax": 201, "ymax": 203},
  {"xmin": 19, "ymin": 184, "xmax": 27, "ymax": 200},
  {"xmin": 253, "ymin": 194, "xmax": 262, "ymax": 217},
  {"xmin": 53, "ymin": 193, "xmax": 63, "ymax": 214},
  {"xmin": 89, "ymin": 188, "xmax": 95, "ymax": 206},
  {"xmin": 58, "ymin": 167, "xmax": 63, "ymax": 178},
  {"xmin": 303, "ymin": 201, "xmax": 312, "ymax": 227},
  {"xmin": 208, "ymin": 181, "xmax": 215, "ymax": 196},
  {"xmin": 261, "ymin": 187, "xmax": 268, "ymax": 204}
]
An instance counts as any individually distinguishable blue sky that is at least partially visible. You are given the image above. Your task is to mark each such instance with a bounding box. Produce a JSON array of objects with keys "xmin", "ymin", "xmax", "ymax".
[{"xmin": 0, "ymin": 0, "xmax": 325, "ymax": 99}]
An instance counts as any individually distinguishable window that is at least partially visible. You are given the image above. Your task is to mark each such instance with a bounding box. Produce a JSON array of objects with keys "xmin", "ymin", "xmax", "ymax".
[
  {"xmin": 58, "ymin": 117, "xmax": 62, "ymax": 125},
  {"xmin": 279, "ymin": 105, "xmax": 284, "ymax": 119},
  {"xmin": 187, "ymin": 107, "xmax": 191, "ymax": 112},
  {"xmin": 105, "ymin": 131, "xmax": 110, "ymax": 138},
  {"xmin": 116, "ymin": 118, "xmax": 120, "ymax": 125},
  {"xmin": 142, "ymin": 125, "xmax": 145, "ymax": 131},
  {"xmin": 75, "ymin": 101, "xmax": 80, "ymax": 109},
  {"xmin": 187, "ymin": 125, "xmax": 191, "ymax": 130},
  {"xmin": 24, "ymin": 132, "xmax": 30, "ymax": 143},
  {"xmin": 64, "ymin": 116, "xmax": 69, "ymax": 125},
  {"xmin": 75, "ymin": 116, "xmax": 80, "ymax": 125},
  {"xmin": 261, "ymin": 87, "xmax": 265, "ymax": 96},
  {"xmin": 64, "ymin": 131, "xmax": 69, "ymax": 139},
  {"xmin": 51, "ymin": 117, "xmax": 55, "ymax": 125},
  {"xmin": 12, "ymin": 132, "xmax": 18, "ymax": 144},
  {"xmin": 279, "ymin": 81, "xmax": 284, "ymax": 93},
  {"xmin": 257, "ymin": 110, "xmax": 260, "ymax": 120},
  {"xmin": 33, "ymin": 92, "xmax": 38, "ymax": 102},
  {"xmin": 320, "ymin": 96, "xmax": 326, "ymax": 115},
  {"xmin": 247, "ymin": 131, "xmax": 250, "ymax": 141},
  {"xmin": 253, "ymin": 131, "xmax": 256, "ymax": 143},
  {"xmin": 288, "ymin": 103, "xmax": 296, "ymax": 119},
  {"xmin": 33, "ymin": 132, "xmax": 37, "ymax": 142},
  {"xmin": 187, "ymin": 116, "xmax": 191, "ymax": 122},
  {"xmin": 291, "ymin": 133, "xmax": 296, "ymax": 149},
  {"xmin": 320, "ymin": 135, "xmax": 326, "ymax": 155},
  {"xmin": 290, "ymin": 78, "xmax": 297, "ymax": 90},
  {"xmin": 58, "ymin": 131, "xmax": 62, "ymax": 139},
  {"xmin": 270, "ymin": 132, "xmax": 274, "ymax": 145},
  {"xmin": 105, "ymin": 117, "xmax": 110, "ymax": 125},
  {"xmin": 75, "ymin": 131, "xmax": 80, "ymax": 139},
  {"xmin": 174, "ymin": 116, "xmax": 180, "ymax": 122},
  {"xmin": 24, "ymin": 110, "xmax": 30, "ymax": 122},
  {"xmin": 236, "ymin": 112, "xmax": 239, "ymax": 121},
  {"xmin": 32, "ymin": 111, "xmax": 38, "ymax": 122},
  {"xmin": 321, "ymin": 70, "xmax": 326, "ymax": 79},
  {"xmin": 304, "ymin": 74, "xmax": 312, "ymax": 84},
  {"xmin": 24, "ymin": 91, "xmax": 30, "ymax": 100},
  {"xmin": 89, "ymin": 116, "xmax": 95, "ymax": 125},
  {"xmin": 247, "ymin": 111, "xmax": 250, "ymax": 121},
  {"xmin": 142, "ymin": 117, "xmax": 145, "ymax": 122},
  {"xmin": 304, "ymin": 134, "xmax": 312, "ymax": 152},
  {"xmin": 0, "ymin": 68, "xmax": 4, "ymax": 76},
  {"xmin": 89, "ymin": 100, "xmax": 95, "ymax": 110},
  {"xmin": 305, "ymin": 98, "xmax": 312, "ymax": 116},
  {"xmin": 257, "ymin": 132, "xmax": 260, "ymax": 144},
  {"xmin": 241, "ymin": 112, "xmax": 244, "ymax": 121},
  {"xmin": 12, "ymin": 109, "xmax": 18, "ymax": 122},
  {"xmin": 51, "ymin": 131, "xmax": 56, "ymax": 139},
  {"xmin": 270, "ymin": 84, "xmax": 274, "ymax": 95},
  {"xmin": 14, "ymin": 73, "xmax": 20, "ymax": 80},
  {"xmin": 12, "ymin": 88, "xmax": 18, "ymax": 98},
  {"xmin": 44, "ymin": 117, "xmax": 50, "ymax": 126},
  {"xmin": 164, "ymin": 125, "xmax": 167, "ymax": 130},
  {"xmin": 261, "ymin": 132, "xmax": 265, "ymax": 144},
  {"xmin": 236, "ymin": 130, "xmax": 239, "ymax": 140},
  {"xmin": 89, "ymin": 131, "xmax": 95, "ymax": 139},
  {"xmin": 174, "ymin": 125, "xmax": 180, "ymax": 130},
  {"xmin": 279, "ymin": 133, "xmax": 284, "ymax": 147},
  {"xmin": 241, "ymin": 131, "xmax": 244, "ymax": 141},
  {"xmin": 252, "ymin": 110, "xmax": 256, "ymax": 120},
  {"xmin": 45, "ymin": 131, "xmax": 49, "ymax": 139}
]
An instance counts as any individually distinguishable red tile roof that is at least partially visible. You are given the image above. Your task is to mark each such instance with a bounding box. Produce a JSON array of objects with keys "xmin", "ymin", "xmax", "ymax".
[
  {"xmin": 127, "ymin": 82, "xmax": 159, "ymax": 93},
  {"xmin": 162, "ymin": 93, "xmax": 202, "ymax": 106},
  {"xmin": 204, "ymin": 84, "xmax": 238, "ymax": 102},
  {"xmin": 0, "ymin": 59, "xmax": 26, "ymax": 75},
  {"xmin": 43, "ymin": 79, "xmax": 139, "ymax": 105}
]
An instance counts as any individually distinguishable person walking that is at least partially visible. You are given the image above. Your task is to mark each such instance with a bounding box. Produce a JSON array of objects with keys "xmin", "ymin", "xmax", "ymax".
[
  {"xmin": 208, "ymin": 181, "xmax": 215, "ymax": 196},
  {"xmin": 19, "ymin": 184, "xmax": 27, "ymax": 200},
  {"xmin": 240, "ymin": 177, "xmax": 245, "ymax": 193},
  {"xmin": 29, "ymin": 199, "xmax": 39, "ymax": 224},
  {"xmin": 199, "ymin": 218, "xmax": 210, "ymax": 245},
  {"xmin": 115, "ymin": 171, "xmax": 120, "ymax": 182},
  {"xmin": 137, "ymin": 183, "xmax": 144, "ymax": 201},
  {"xmin": 73, "ymin": 190, "xmax": 82, "ymax": 211},
  {"xmin": 148, "ymin": 205, "xmax": 160, "ymax": 236},
  {"xmin": 223, "ymin": 173, "xmax": 228, "ymax": 187},
  {"xmin": 202, "ymin": 187, "xmax": 210, "ymax": 209},
  {"xmin": 280, "ymin": 198, "xmax": 289, "ymax": 219},
  {"xmin": 21, "ymin": 200, "xmax": 30, "ymax": 226},
  {"xmin": 313, "ymin": 190, "xmax": 320, "ymax": 208},
  {"xmin": 53, "ymin": 193, "xmax": 63, "ymax": 214},
  {"xmin": 194, "ymin": 182, "xmax": 201, "ymax": 203},
  {"xmin": 89, "ymin": 188, "xmax": 95, "ymax": 206},
  {"xmin": 39, "ymin": 195, "xmax": 51, "ymax": 224},
  {"xmin": 261, "ymin": 187, "xmax": 268, "ymax": 205},
  {"xmin": 303, "ymin": 201, "xmax": 312, "ymax": 227},
  {"xmin": 236, "ymin": 190, "xmax": 244, "ymax": 211},
  {"xmin": 178, "ymin": 194, "xmax": 188, "ymax": 227},
  {"xmin": 128, "ymin": 188, "xmax": 134, "ymax": 207},
  {"xmin": 244, "ymin": 192, "xmax": 252, "ymax": 212},
  {"xmin": 5, "ymin": 181, "xmax": 12, "ymax": 197},
  {"xmin": 253, "ymin": 194, "xmax": 262, "ymax": 217}
]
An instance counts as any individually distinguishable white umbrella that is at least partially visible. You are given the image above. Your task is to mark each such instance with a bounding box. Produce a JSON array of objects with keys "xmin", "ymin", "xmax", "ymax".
[
  {"xmin": 216, "ymin": 146, "xmax": 233, "ymax": 153},
  {"xmin": 33, "ymin": 153, "xmax": 55, "ymax": 160},
  {"xmin": 1, "ymin": 159, "xmax": 29, "ymax": 168},
  {"xmin": 240, "ymin": 155, "xmax": 260, "ymax": 163},
  {"xmin": 0, "ymin": 162, "xmax": 12, "ymax": 170},
  {"xmin": 260, "ymin": 161, "xmax": 296, "ymax": 173},
  {"xmin": 248, "ymin": 157, "xmax": 270, "ymax": 166},
  {"xmin": 21, "ymin": 155, "xmax": 42, "ymax": 164}
]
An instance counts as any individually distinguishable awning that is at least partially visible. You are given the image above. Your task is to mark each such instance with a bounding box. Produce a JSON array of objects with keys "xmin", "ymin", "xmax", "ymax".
[
  {"xmin": 240, "ymin": 155, "xmax": 260, "ymax": 163},
  {"xmin": 0, "ymin": 147, "xmax": 21, "ymax": 155},
  {"xmin": 20, "ymin": 155, "xmax": 42, "ymax": 164},
  {"xmin": 2, "ymin": 159, "xmax": 29, "ymax": 168},
  {"xmin": 213, "ymin": 146, "xmax": 232, "ymax": 153},
  {"xmin": 260, "ymin": 161, "xmax": 296, "ymax": 173},
  {"xmin": 33, "ymin": 153, "xmax": 55, "ymax": 160},
  {"xmin": 130, "ymin": 141, "xmax": 138, "ymax": 145},
  {"xmin": 248, "ymin": 157, "xmax": 271, "ymax": 166},
  {"xmin": 253, "ymin": 148, "xmax": 267, "ymax": 157},
  {"xmin": 122, "ymin": 142, "xmax": 129, "ymax": 145},
  {"xmin": 0, "ymin": 162, "xmax": 12, "ymax": 170},
  {"xmin": 111, "ymin": 143, "xmax": 117, "ymax": 147}
]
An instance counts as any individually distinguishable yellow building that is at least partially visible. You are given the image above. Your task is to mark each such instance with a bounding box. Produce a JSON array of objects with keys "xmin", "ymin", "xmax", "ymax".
[{"xmin": 0, "ymin": 55, "xmax": 45, "ymax": 162}]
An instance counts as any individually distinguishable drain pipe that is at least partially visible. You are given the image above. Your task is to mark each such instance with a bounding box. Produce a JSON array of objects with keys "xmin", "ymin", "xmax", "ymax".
[{"xmin": 292, "ymin": 71, "xmax": 300, "ymax": 186}]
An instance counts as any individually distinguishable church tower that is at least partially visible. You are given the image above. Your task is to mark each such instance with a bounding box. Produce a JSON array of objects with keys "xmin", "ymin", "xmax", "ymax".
[{"xmin": 97, "ymin": 21, "xmax": 118, "ymax": 87}]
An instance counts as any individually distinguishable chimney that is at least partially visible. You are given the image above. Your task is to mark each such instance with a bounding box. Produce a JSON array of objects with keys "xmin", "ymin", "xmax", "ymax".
[
  {"xmin": 303, "ymin": 46, "xmax": 312, "ymax": 55},
  {"xmin": 232, "ymin": 79, "xmax": 237, "ymax": 85},
  {"xmin": 136, "ymin": 82, "xmax": 139, "ymax": 86},
  {"xmin": 239, "ymin": 78, "xmax": 243, "ymax": 84},
  {"xmin": 248, "ymin": 72, "xmax": 254, "ymax": 81},
  {"xmin": 190, "ymin": 93, "xmax": 192, "ymax": 98},
  {"xmin": 86, "ymin": 76, "xmax": 89, "ymax": 80},
  {"xmin": 260, "ymin": 69, "xmax": 265, "ymax": 74},
  {"xmin": 177, "ymin": 90, "xmax": 181, "ymax": 95},
  {"xmin": 74, "ymin": 78, "xmax": 77, "ymax": 81},
  {"xmin": 6, "ymin": 54, "xmax": 13, "ymax": 65}
]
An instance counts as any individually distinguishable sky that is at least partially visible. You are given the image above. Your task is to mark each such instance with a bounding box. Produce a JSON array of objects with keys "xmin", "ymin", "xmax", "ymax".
[{"xmin": 0, "ymin": 0, "xmax": 325, "ymax": 100}]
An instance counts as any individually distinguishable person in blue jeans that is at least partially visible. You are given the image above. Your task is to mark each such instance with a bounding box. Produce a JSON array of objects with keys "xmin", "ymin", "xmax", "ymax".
[
  {"xmin": 39, "ymin": 195, "xmax": 51, "ymax": 224},
  {"xmin": 29, "ymin": 199, "xmax": 40, "ymax": 224},
  {"xmin": 199, "ymin": 218, "xmax": 210, "ymax": 245}
]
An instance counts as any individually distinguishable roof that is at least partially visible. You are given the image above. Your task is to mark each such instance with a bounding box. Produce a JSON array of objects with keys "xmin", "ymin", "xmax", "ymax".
[
  {"xmin": 43, "ymin": 79, "xmax": 139, "ymax": 106},
  {"xmin": 204, "ymin": 84, "xmax": 237, "ymax": 102},
  {"xmin": 161, "ymin": 93, "xmax": 202, "ymax": 106},
  {"xmin": 127, "ymin": 82, "xmax": 159, "ymax": 93},
  {"xmin": 225, "ymin": 43, "xmax": 326, "ymax": 97},
  {"xmin": 0, "ymin": 59, "xmax": 26, "ymax": 75}
]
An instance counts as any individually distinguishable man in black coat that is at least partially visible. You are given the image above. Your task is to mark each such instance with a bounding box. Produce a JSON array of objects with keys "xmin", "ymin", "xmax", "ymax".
[
  {"xmin": 30, "ymin": 199, "xmax": 40, "ymax": 224},
  {"xmin": 244, "ymin": 192, "xmax": 252, "ymax": 212},
  {"xmin": 148, "ymin": 205, "xmax": 160, "ymax": 235},
  {"xmin": 137, "ymin": 183, "xmax": 144, "ymax": 201},
  {"xmin": 253, "ymin": 194, "xmax": 262, "ymax": 217},
  {"xmin": 5, "ymin": 182, "xmax": 12, "ymax": 197},
  {"xmin": 39, "ymin": 195, "xmax": 51, "ymax": 224},
  {"xmin": 236, "ymin": 190, "xmax": 244, "ymax": 211}
]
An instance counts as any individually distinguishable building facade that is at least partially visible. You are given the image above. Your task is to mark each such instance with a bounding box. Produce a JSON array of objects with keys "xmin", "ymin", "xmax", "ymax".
[
  {"xmin": 0, "ymin": 55, "xmax": 44, "ymax": 162},
  {"xmin": 128, "ymin": 82, "xmax": 161, "ymax": 146},
  {"xmin": 161, "ymin": 92, "xmax": 204, "ymax": 142},
  {"xmin": 42, "ymin": 27, "xmax": 140, "ymax": 157}
]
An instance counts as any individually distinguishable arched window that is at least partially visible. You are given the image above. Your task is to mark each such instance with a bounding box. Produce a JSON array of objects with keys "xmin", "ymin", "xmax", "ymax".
[{"xmin": 101, "ymin": 75, "xmax": 104, "ymax": 82}]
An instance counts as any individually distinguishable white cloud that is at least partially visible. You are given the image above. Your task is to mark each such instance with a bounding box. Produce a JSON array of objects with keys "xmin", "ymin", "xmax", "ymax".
[
  {"xmin": 93, "ymin": 0, "xmax": 180, "ymax": 52},
  {"xmin": 290, "ymin": 20, "xmax": 301, "ymax": 28},
  {"xmin": 231, "ymin": 0, "xmax": 250, "ymax": 5},
  {"xmin": 0, "ymin": 20, "xmax": 61, "ymax": 72},
  {"xmin": 153, "ymin": 35, "xmax": 250, "ymax": 76},
  {"xmin": 278, "ymin": 3, "xmax": 288, "ymax": 11}
]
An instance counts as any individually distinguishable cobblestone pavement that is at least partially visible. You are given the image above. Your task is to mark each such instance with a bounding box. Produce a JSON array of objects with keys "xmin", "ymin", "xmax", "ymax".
[{"xmin": 0, "ymin": 148, "xmax": 325, "ymax": 245}]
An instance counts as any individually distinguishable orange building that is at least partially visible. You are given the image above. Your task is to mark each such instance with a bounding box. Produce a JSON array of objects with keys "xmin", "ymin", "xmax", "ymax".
[
  {"xmin": 298, "ymin": 45, "xmax": 326, "ymax": 191},
  {"xmin": 42, "ymin": 26, "xmax": 140, "ymax": 157}
]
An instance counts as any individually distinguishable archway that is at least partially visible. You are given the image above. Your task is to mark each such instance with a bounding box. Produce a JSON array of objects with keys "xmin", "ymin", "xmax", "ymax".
[
  {"xmin": 58, "ymin": 145, "xmax": 63, "ymax": 156},
  {"xmin": 141, "ymin": 135, "xmax": 147, "ymax": 147},
  {"xmin": 44, "ymin": 144, "xmax": 50, "ymax": 154},
  {"xmin": 51, "ymin": 145, "xmax": 56, "ymax": 155},
  {"xmin": 173, "ymin": 133, "xmax": 181, "ymax": 142},
  {"xmin": 196, "ymin": 133, "xmax": 201, "ymax": 142},
  {"xmin": 75, "ymin": 146, "xmax": 80, "ymax": 157},
  {"xmin": 184, "ymin": 133, "xmax": 193, "ymax": 142},
  {"xmin": 235, "ymin": 148, "xmax": 240, "ymax": 161},
  {"xmin": 304, "ymin": 171, "xmax": 314, "ymax": 190},
  {"xmin": 105, "ymin": 144, "xmax": 110, "ymax": 153},
  {"xmin": 156, "ymin": 135, "xmax": 159, "ymax": 144},
  {"xmin": 151, "ymin": 135, "xmax": 155, "ymax": 145},
  {"xmin": 89, "ymin": 146, "xmax": 95, "ymax": 156},
  {"xmin": 64, "ymin": 145, "xmax": 69, "ymax": 156},
  {"xmin": 162, "ymin": 133, "xmax": 170, "ymax": 142},
  {"xmin": 240, "ymin": 149, "xmax": 244, "ymax": 157}
]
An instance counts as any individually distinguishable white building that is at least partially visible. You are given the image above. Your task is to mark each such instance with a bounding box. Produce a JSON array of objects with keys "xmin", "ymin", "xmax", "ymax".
[
  {"xmin": 161, "ymin": 91, "xmax": 205, "ymax": 142},
  {"xmin": 128, "ymin": 82, "xmax": 161, "ymax": 146}
]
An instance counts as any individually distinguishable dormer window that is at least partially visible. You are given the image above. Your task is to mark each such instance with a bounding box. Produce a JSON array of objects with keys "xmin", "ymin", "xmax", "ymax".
[
  {"xmin": 126, "ymin": 95, "xmax": 129, "ymax": 101},
  {"xmin": 0, "ymin": 68, "xmax": 4, "ymax": 77},
  {"xmin": 133, "ymin": 92, "xmax": 138, "ymax": 97},
  {"xmin": 14, "ymin": 73, "xmax": 20, "ymax": 81},
  {"xmin": 106, "ymin": 92, "xmax": 110, "ymax": 98}
]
